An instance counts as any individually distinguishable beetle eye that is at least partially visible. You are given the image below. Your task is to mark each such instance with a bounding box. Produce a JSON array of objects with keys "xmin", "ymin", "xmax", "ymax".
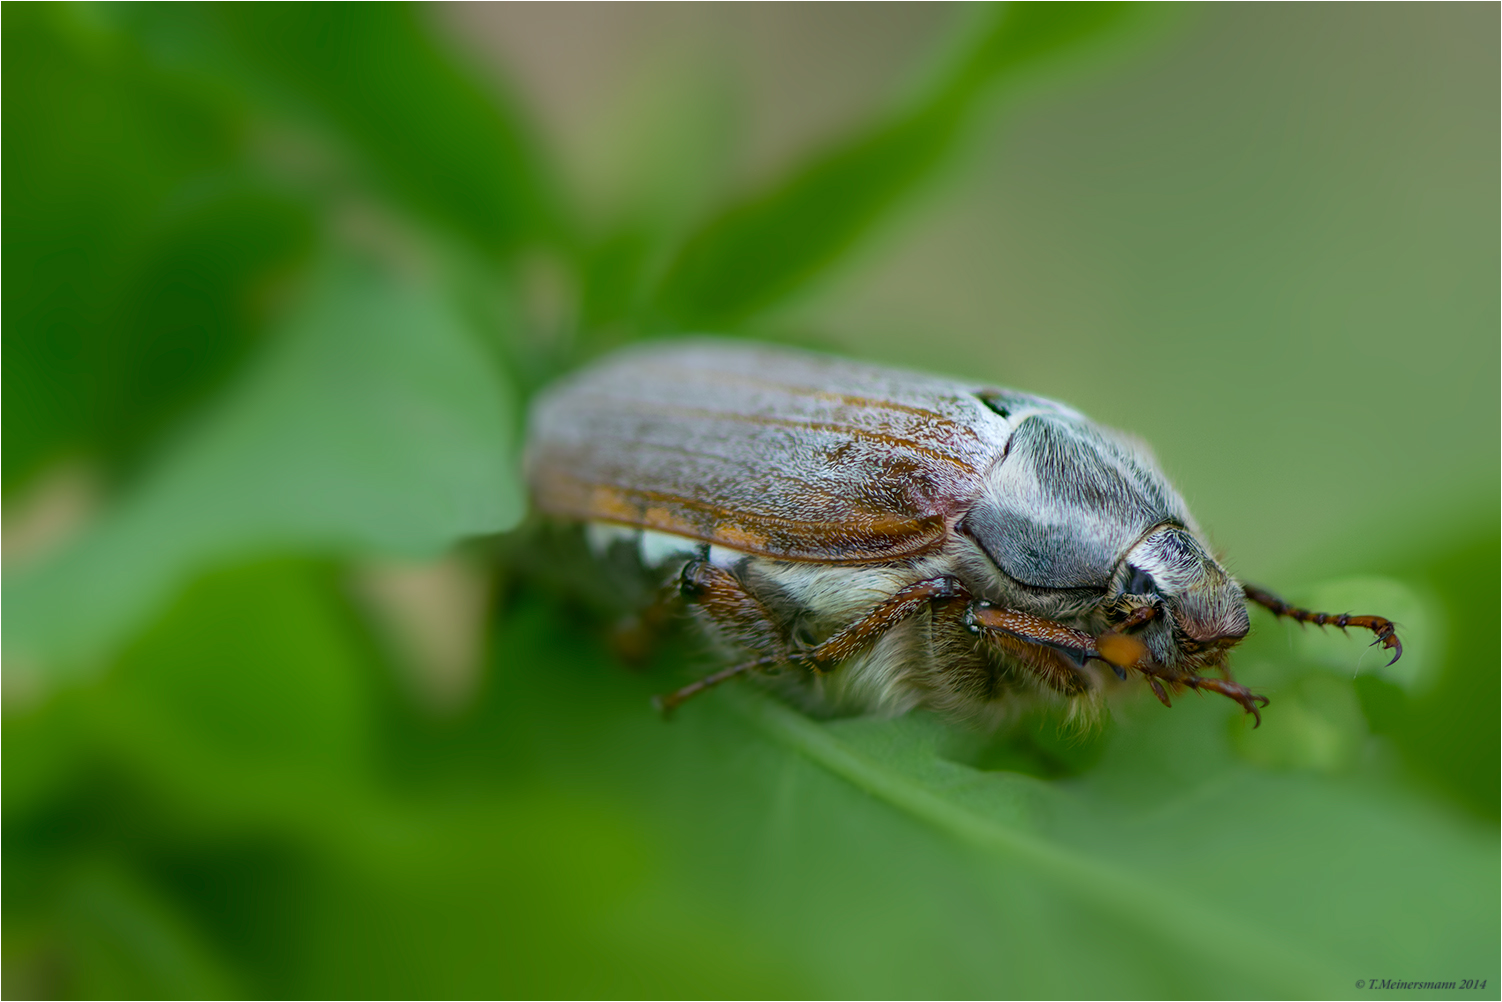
[{"xmin": 1124, "ymin": 565, "xmax": 1157, "ymax": 596}]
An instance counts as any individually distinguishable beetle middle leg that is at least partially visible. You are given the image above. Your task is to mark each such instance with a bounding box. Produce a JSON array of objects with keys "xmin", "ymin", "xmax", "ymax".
[
  {"xmin": 660, "ymin": 575, "xmax": 1103, "ymax": 712},
  {"xmin": 655, "ymin": 573, "xmax": 966, "ymax": 714},
  {"xmin": 800, "ymin": 576, "xmax": 968, "ymax": 667}
]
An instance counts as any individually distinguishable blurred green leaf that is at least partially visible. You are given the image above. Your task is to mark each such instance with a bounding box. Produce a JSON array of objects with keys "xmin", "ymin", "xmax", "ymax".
[
  {"xmin": 4, "ymin": 259, "xmax": 523, "ymax": 671},
  {"xmin": 573, "ymin": 56, "xmax": 738, "ymax": 339},
  {"xmin": 4, "ymin": 562, "xmax": 808, "ymax": 998},
  {"xmin": 1360, "ymin": 531, "xmax": 1501, "ymax": 819},
  {"xmin": 1240, "ymin": 526, "xmax": 1501, "ymax": 820},
  {"xmin": 339, "ymin": 588, "xmax": 1494, "ymax": 997},
  {"xmin": 1228, "ymin": 673, "xmax": 1368, "ymax": 773},
  {"xmin": 101, "ymin": 183, "xmax": 316, "ymax": 476},
  {"xmin": 104, "ymin": 560, "xmax": 376, "ymax": 797},
  {"xmin": 51, "ymin": 857, "xmax": 241, "ymax": 999},
  {"xmin": 651, "ymin": 2, "xmax": 1166, "ymax": 328},
  {"xmin": 2, "ymin": 5, "xmax": 312, "ymax": 492},
  {"xmin": 5, "ymin": 559, "xmax": 379, "ymax": 998},
  {"xmin": 115, "ymin": 2, "xmax": 559, "ymax": 257},
  {"xmin": 736, "ymin": 694, "xmax": 1492, "ymax": 995},
  {"xmin": 6, "ymin": 533, "xmax": 1495, "ymax": 997},
  {"xmin": 3, "ymin": 561, "xmax": 375, "ymax": 829}
]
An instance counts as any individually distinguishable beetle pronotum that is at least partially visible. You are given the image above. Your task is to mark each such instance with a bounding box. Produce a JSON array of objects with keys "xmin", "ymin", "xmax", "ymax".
[{"xmin": 525, "ymin": 340, "xmax": 1401, "ymax": 727}]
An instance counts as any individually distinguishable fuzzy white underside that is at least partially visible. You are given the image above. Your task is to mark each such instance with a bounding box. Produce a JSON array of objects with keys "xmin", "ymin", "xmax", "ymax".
[{"xmin": 585, "ymin": 519, "xmax": 1000, "ymax": 717}]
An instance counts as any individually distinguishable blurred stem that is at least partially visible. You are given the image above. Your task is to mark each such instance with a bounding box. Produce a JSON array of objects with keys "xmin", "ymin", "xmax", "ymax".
[{"xmin": 647, "ymin": 2, "xmax": 1171, "ymax": 331}]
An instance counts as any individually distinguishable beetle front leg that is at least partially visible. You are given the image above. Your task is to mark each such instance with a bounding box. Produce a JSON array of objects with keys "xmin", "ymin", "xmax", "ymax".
[
  {"xmin": 965, "ymin": 602, "xmax": 1269, "ymax": 724},
  {"xmin": 1243, "ymin": 583, "xmax": 1402, "ymax": 665},
  {"xmin": 963, "ymin": 602, "xmax": 1104, "ymax": 697},
  {"xmin": 1128, "ymin": 660, "xmax": 1269, "ymax": 727}
]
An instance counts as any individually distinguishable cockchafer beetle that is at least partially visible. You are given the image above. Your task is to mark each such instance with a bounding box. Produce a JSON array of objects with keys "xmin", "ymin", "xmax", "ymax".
[{"xmin": 524, "ymin": 339, "xmax": 1401, "ymax": 727}]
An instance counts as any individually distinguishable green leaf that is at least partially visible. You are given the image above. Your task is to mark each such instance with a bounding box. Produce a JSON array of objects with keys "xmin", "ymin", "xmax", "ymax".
[
  {"xmin": 49, "ymin": 858, "xmax": 241, "ymax": 999},
  {"xmin": 364, "ymin": 588, "xmax": 1491, "ymax": 997},
  {"xmin": 114, "ymin": 2, "xmax": 559, "ymax": 257},
  {"xmin": 3, "ymin": 561, "xmax": 809, "ymax": 998},
  {"xmin": 547, "ymin": 595, "xmax": 1495, "ymax": 996},
  {"xmin": 4, "ymin": 259, "xmax": 523, "ymax": 671},
  {"xmin": 105, "ymin": 561, "xmax": 377, "ymax": 792},
  {"xmin": 6, "ymin": 534, "xmax": 1495, "ymax": 996},
  {"xmin": 1359, "ymin": 532, "xmax": 1501, "ymax": 818},
  {"xmin": 2, "ymin": 5, "xmax": 312, "ymax": 491},
  {"xmin": 650, "ymin": 2, "xmax": 1167, "ymax": 328}
]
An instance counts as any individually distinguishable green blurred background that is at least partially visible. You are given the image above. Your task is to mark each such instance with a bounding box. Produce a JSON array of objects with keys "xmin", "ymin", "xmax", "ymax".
[{"xmin": 4, "ymin": 3, "xmax": 1497, "ymax": 997}]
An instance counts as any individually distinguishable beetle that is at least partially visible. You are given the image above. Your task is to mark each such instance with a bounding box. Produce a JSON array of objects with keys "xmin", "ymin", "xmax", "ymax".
[{"xmin": 524, "ymin": 339, "xmax": 1401, "ymax": 727}]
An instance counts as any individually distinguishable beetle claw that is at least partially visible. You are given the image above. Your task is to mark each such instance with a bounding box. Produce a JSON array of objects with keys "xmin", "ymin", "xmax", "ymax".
[
  {"xmin": 1371, "ymin": 628, "xmax": 1403, "ymax": 666},
  {"xmin": 1132, "ymin": 659, "xmax": 1267, "ymax": 726},
  {"xmin": 1182, "ymin": 674, "xmax": 1269, "ymax": 728}
]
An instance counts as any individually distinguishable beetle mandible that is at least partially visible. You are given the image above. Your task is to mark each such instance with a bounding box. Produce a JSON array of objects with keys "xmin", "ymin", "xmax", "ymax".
[{"xmin": 524, "ymin": 339, "xmax": 1401, "ymax": 726}]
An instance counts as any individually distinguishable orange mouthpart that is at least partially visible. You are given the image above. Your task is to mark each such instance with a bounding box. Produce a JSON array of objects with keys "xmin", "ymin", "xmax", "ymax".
[{"xmin": 1095, "ymin": 631, "xmax": 1150, "ymax": 670}]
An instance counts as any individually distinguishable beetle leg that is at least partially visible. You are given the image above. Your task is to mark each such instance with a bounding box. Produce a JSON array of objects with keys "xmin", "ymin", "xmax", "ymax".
[
  {"xmin": 1129, "ymin": 658, "xmax": 1269, "ymax": 727},
  {"xmin": 650, "ymin": 560, "xmax": 796, "ymax": 715},
  {"xmin": 802, "ymin": 577, "xmax": 969, "ymax": 667},
  {"xmin": 966, "ymin": 603, "xmax": 1270, "ymax": 723},
  {"xmin": 1116, "ymin": 603, "xmax": 1159, "ymax": 631},
  {"xmin": 1243, "ymin": 584, "xmax": 1403, "ymax": 666},
  {"xmin": 653, "ymin": 654, "xmax": 783, "ymax": 717},
  {"xmin": 609, "ymin": 578, "xmax": 685, "ymax": 666},
  {"xmin": 963, "ymin": 603, "xmax": 1103, "ymax": 696},
  {"xmin": 964, "ymin": 604, "xmax": 1099, "ymax": 658},
  {"xmin": 1181, "ymin": 674, "xmax": 1269, "ymax": 726},
  {"xmin": 654, "ymin": 575, "xmax": 968, "ymax": 714},
  {"xmin": 677, "ymin": 558, "xmax": 791, "ymax": 660}
]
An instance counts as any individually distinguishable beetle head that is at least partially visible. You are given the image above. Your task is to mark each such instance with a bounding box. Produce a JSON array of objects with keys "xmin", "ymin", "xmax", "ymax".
[{"xmin": 1117, "ymin": 526, "xmax": 1249, "ymax": 671}]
